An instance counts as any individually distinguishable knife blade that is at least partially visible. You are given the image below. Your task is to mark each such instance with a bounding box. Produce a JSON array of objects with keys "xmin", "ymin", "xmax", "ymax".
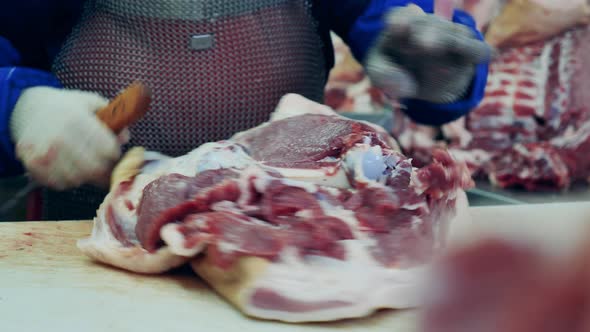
[{"xmin": 0, "ymin": 82, "xmax": 152, "ymax": 219}]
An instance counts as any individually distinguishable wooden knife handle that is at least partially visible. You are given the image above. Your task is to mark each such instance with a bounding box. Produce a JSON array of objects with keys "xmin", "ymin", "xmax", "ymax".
[{"xmin": 95, "ymin": 82, "xmax": 152, "ymax": 134}]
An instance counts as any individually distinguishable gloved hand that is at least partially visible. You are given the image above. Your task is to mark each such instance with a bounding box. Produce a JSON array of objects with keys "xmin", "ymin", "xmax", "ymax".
[
  {"xmin": 10, "ymin": 87, "xmax": 123, "ymax": 190},
  {"xmin": 365, "ymin": 5, "xmax": 494, "ymax": 104}
]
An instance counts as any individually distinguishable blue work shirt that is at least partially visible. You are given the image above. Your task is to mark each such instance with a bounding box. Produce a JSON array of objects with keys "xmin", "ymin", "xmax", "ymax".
[{"xmin": 0, "ymin": 0, "xmax": 488, "ymax": 176}]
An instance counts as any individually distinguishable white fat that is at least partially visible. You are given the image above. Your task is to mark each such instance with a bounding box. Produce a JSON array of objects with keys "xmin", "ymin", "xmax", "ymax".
[
  {"xmin": 85, "ymin": 193, "xmax": 121, "ymax": 244},
  {"xmin": 182, "ymin": 142, "xmax": 254, "ymax": 175},
  {"xmin": 251, "ymin": 171, "xmax": 273, "ymax": 192},
  {"xmin": 217, "ymin": 241, "xmax": 240, "ymax": 255},
  {"xmin": 275, "ymin": 178, "xmax": 319, "ymax": 193},
  {"xmin": 551, "ymin": 122, "xmax": 590, "ymax": 148},
  {"xmin": 317, "ymin": 201, "xmax": 368, "ymax": 241},
  {"xmin": 241, "ymin": 185, "xmax": 464, "ymax": 322},
  {"xmin": 109, "ymin": 173, "xmax": 160, "ymax": 228},
  {"xmin": 295, "ymin": 209, "xmax": 314, "ymax": 219},
  {"xmin": 77, "ymin": 193, "xmax": 189, "ymax": 274},
  {"xmin": 211, "ymin": 201, "xmax": 241, "ymax": 213},
  {"xmin": 268, "ymin": 166, "xmax": 351, "ymax": 189},
  {"xmin": 253, "ymin": 243, "xmax": 424, "ymax": 301},
  {"xmin": 320, "ymin": 186, "xmax": 344, "ymax": 197},
  {"xmin": 245, "ymin": 189, "xmax": 429, "ymax": 313},
  {"xmin": 245, "ymin": 169, "xmax": 322, "ymax": 196},
  {"xmin": 245, "ymin": 241, "xmax": 426, "ymax": 322},
  {"xmin": 449, "ymin": 148, "xmax": 491, "ymax": 167},
  {"xmin": 403, "ymin": 201, "xmax": 428, "ymax": 211},
  {"xmin": 194, "ymin": 143, "xmax": 254, "ymax": 173},
  {"xmin": 409, "ymin": 169, "xmax": 425, "ymax": 194},
  {"xmin": 269, "ymin": 94, "xmax": 338, "ymax": 121},
  {"xmin": 161, "ymin": 224, "xmax": 207, "ymax": 257},
  {"xmin": 140, "ymin": 142, "xmax": 254, "ymax": 178},
  {"xmin": 410, "ymin": 216, "xmax": 423, "ymax": 231},
  {"xmin": 513, "ymin": 144, "xmax": 531, "ymax": 156}
]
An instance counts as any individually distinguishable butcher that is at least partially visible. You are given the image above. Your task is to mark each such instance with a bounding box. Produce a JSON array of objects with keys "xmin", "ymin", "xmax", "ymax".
[{"xmin": 0, "ymin": 0, "xmax": 491, "ymax": 220}]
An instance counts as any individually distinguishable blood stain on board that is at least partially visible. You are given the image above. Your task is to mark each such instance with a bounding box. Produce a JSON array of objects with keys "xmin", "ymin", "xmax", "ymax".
[
  {"xmin": 12, "ymin": 239, "xmax": 33, "ymax": 249},
  {"xmin": 22, "ymin": 232, "xmax": 43, "ymax": 240}
]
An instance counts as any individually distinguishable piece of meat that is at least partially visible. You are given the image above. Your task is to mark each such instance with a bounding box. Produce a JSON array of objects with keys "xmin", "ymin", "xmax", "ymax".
[
  {"xmin": 159, "ymin": 175, "xmax": 357, "ymax": 270},
  {"xmin": 233, "ymin": 114, "xmax": 386, "ymax": 169},
  {"xmin": 420, "ymin": 236, "xmax": 590, "ymax": 332},
  {"xmin": 324, "ymin": 87, "xmax": 348, "ymax": 110},
  {"xmin": 78, "ymin": 93, "xmax": 472, "ymax": 322},
  {"xmin": 489, "ymin": 143, "xmax": 570, "ymax": 190},
  {"xmin": 552, "ymin": 121, "xmax": 590, "ymax": 181},
  {"xmin": 135, "ymin": 170, "xmax": 240, "ymax": 251},
  {"xmin": 232, "ymin": 93, "xmax": 400, "ymax": 188},
  {"xmin": 324, "ymin": 33, "xmax": 389, "ymax": 114},
  {"xmin": 152, "ymin": 148, "xmax": 469, "ymax": 270},
  {"xmin": 394, "ymin": 25, "xmax": 590, "ymax": 191},
  {"xmin": 390, "ymin": 108, "xmax": 443, "ymax": 168},
  {"xmin": 486, "ymin": 0, "xmax": 590, "ymax": 48},
  {"xmin": 464, "ymin": 26, "xmax": 590, "ymax": 189}
]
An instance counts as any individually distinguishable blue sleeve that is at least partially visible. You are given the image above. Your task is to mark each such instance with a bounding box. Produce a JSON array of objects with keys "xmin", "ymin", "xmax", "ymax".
[
  {"xmin": 0, "ymin": 36, "xmax": 62, "ymax": 176},
  {"xmin": 347, "ymin": 0, "xmax": 489, "ymax": 126}
]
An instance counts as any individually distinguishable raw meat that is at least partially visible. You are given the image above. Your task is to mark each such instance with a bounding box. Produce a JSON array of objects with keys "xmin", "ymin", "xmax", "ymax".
[
  {"xmin": 455, "ymin": 26, "xmax": 590, "ymax": 190},
  {"xmin": 394, "ymin": 26, "xmax": 590, "ymax": 191},
  {"xmin": 420, "ymin": 236, "xmax": 590, "ymax": 332},
  {"xmin": 78, "ymin": 94, "xmax": 473, "ymax": 323},
  {"xmin": 324, "ymin": 33, "xmax": 389, "ymax": 113},
  {"xmin": 391, "ymin": 108, "xmax": 445, "ymax": 168},
  {"xmin": 231, "ymin": 93, "xmax": 400, "ymax": 188},
  {"xmin": 486, "ymin": 0, "xmax": 590, "ymax": 48}
]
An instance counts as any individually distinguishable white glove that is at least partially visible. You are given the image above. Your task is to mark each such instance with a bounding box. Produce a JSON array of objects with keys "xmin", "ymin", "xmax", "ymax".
[
  {"xmin": 365, "ymin": 5, "xmax": 493, "ymax": 104},
  {"xmin": 10, "ymin": 87, "xmax": 122, "ymax": 190}
]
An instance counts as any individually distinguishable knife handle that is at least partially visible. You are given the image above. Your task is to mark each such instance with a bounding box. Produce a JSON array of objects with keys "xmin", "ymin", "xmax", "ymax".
[{"xmin": 95, "ymin": 82, "xmax": 152, "ymax": 134}]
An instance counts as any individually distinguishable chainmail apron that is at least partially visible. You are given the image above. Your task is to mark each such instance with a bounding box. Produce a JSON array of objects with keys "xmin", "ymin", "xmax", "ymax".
[{"xmin": 42, "ymin": 0, "xmax": 327, "ymax": 220}]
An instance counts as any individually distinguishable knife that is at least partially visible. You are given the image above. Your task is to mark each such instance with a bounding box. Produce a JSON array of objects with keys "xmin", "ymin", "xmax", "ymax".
[{"xmin": 0, "ymin": 82, "xmax": 152, "ymax": 219}]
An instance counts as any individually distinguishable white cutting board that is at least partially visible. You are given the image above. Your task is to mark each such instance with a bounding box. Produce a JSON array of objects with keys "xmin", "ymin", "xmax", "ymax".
[{"xmin": 1, "ymin": 202, "xmax": 589, "ymax": 332}]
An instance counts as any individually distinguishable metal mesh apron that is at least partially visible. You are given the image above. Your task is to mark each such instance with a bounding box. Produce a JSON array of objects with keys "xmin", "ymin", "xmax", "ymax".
[{"xmin": 42, "ymin": 0, "xmax": 328, "ymax": 220}]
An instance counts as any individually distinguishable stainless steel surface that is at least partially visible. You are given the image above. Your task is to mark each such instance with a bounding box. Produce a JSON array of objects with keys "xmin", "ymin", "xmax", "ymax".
[
  {"xmin": 472, "ymin": 181, "xmax": 590, "ymax": 204},
  {"xmin": 466, "ymin": 188, "xmax": 526, "ymax": 206}
]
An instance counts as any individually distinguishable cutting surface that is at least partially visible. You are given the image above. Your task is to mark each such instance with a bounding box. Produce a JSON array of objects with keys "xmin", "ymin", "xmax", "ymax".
[
  {"xmin": 2, "ymin": 202, "xmax": 590, "ymax": 332},
  {"xmin": 0, "ymin": 221, "xmax": 417, "ymax": 332}
]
